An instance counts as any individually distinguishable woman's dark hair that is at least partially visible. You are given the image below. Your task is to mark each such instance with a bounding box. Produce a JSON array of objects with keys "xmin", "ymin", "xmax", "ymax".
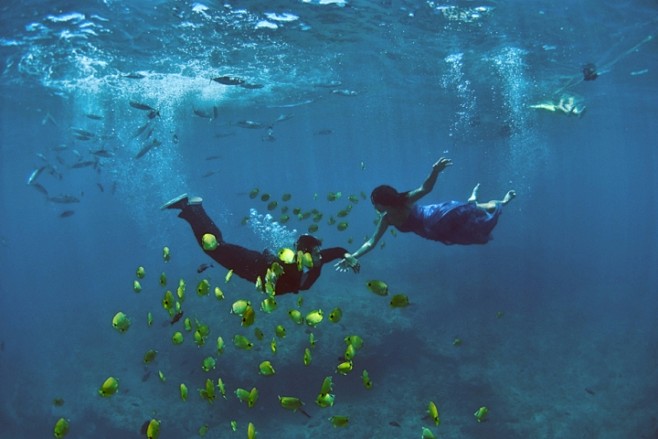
[{"xmin": 370, "ymin": 185, "xmax": 407, "ymax": 208}]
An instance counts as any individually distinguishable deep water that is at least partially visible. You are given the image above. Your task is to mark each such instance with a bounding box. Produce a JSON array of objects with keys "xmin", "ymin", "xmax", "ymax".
[{"xmin": 1, "ymin": 1, "xmax": 657, "ymax": 438}]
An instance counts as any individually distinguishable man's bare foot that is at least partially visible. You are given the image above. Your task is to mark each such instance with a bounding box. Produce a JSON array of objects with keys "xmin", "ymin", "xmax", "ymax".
[{"xmin": 468, "ymin": 183, "xmax": 480, "ymax": 204}]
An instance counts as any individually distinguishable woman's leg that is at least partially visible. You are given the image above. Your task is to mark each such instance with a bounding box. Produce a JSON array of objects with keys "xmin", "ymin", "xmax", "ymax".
[{"xmin": 468, "ymin": 186, "xmax": 516, "ymax": 213}]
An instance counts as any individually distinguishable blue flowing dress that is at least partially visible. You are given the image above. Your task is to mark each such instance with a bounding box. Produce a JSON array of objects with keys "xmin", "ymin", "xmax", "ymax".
[{"xmin": 396, "ymin": 202, "xmax": 502, "ymax": 245}]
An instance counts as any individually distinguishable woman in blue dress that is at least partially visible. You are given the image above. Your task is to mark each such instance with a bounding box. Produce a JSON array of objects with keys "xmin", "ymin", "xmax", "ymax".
[{"xmin": 335, "ymin": 158, "xmax": 515, "ymax": 272}]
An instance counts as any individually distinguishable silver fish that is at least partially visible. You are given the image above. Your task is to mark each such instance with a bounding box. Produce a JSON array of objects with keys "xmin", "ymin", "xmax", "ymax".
[
  {"xmin": 27, "ymin": 166, "xmax": 46, "ymax": 185},
  {"xmin": 129, "ymin": 101, "xmax": 156, "ymax": 111},
  {"xmin": 49, "ymin": 195, "xmax": 81, "ymax": 204}
]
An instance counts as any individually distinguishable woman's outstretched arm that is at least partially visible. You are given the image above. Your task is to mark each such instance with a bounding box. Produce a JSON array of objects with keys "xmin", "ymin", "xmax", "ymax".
[{"xmin": 406, "ymin": 157, "xmax": 452, "ymax": 203}]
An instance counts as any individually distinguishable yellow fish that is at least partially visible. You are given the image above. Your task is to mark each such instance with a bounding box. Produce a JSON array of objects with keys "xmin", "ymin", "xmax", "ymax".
[
  {"xmin": 162, "ymin": 246, "xmax": 170, "ymax": 262},
  {"xmin": 389, "ymin": 294, "xmax": 410, "ymax": 308},
  {"xmin": 146, "ymin": 419, "xmax": 161, "ymax": 439},
  {"xmin": 172, "ymin": 331, "xmax": 183, "ymax": 344},
  {"xmin": 288, "ymin": 309, "xmax": 303, "ymax": 325},
  {"xmin": 422, "ymin": 427, "xmax": 437, "ymax": 439},
  {"xmin": 202, "ymin": 233, "xmax": 218, "ymax": 251},
  {"xmin": 247, "ymin": 422, "xmax": 256, "ymax": 439},
  {"xmin": 196, "ymin": 279, "xmax": 210, "ymax": 296},
  {"xmin": 225, "ymin": 269, "xmax": 234, "ymax": 283},
  {"xmin": 143, "ymin": 349, "xmax": 157, "ymax": 364},
  {"xmin": 305, "ymin": 309, "xmax": 323, "ymax": 327},
  {"xmin": 231, "ymin": 299, "xmax": 251, "ymax": 316},
  {"xmin": 233, "ymin": 334, "xmax": 253, "ymax": 350},
  {"xmin": 474, "ymin": 406, "xmax": 489, "ymax": 422},
  {"xmin": 428, "ymin": 400, "xmax": 440, "ymax": 426},
  {"xmin": 53, "ymin": 418, "xmax": 70, "ymax": 438},
  {"xmin": 344, "ymin": 343, "xmax": 356, "ymax": 361},
  {"xmin": 235, "ymin": 388, "xmax": 250, "ymax": 404},
  {"xmin": 320, "ymin": 376, "xmax": 333, "ymax": 394},
  {"xmin": 344, "ymin": 335, "xmax": 364, "ymax": 350},
  {"xmin": 180, "ymin": 383, "xmax": 188, "ymax": 401},
  {"xmin": 362, "ymin": 369, "xmax": 373, "ymax": 389},
  {"xmin": 214, "ymin": 286, "xmax": 224, "ymax": 300},
  {"xmin": 278, "ymin": 395, "xmax": 304, "ymax": 411},
  {"xmin": 241, "ymin": 306, "xmax": 256, "ymax": 327},
  {"xmin": 247, "ymin": 387, "xmax": 259, "ymax": 408},
  {"xmin": 259, "ymin": 360, "xmax": 276, "ymax": 376},
  {"xmin": 336, "ymin": 360, "xmax": 353, "ymax": 375},
  {"xmin": 304, "ymin": 347, "xmax": 312, "ymax": 366},
  {"xmin": 275, "ymin": 325, "xmax": 286, "ymax": 338},
  {"xmin": 112, "ymin": 311, "xmax": 131, "ymax": 333},
  {"xmin": 316, "ymin": 392, "xmax": 335, "ymax": 408},
  {"xmin": 367, "ymin": 280, "xmax": 388, "ymax": 296},
  {"xmin": 162, "ymin": 290, "xmax": 175, "ymax": 310},
  {"xmin": 278, "ymin": 248, "xmax": 296, "ymax": 264},
  {"xmin": 328, "ymin": 307, "xmax": 342, "ymax": 323},
  {"xmin": 98, "ymin": 376, "xmax": 119, "ymax": 397},
  {"xmin": 133, "ymin": 280, "xmax": 142, "ymax": 293},
  {"xmin": 202, "ymin": 356, "xmax": 216, "ymax": 372},
  {"xmin": 177, "ymin": 279, "xmax": 186, "ymax": 300},
  {"xmin": 329, "ymin": 415, "xmax": 349, "ymax": 427},
  {"xmin": 200, "ymin": 378, "xmax": 216, "ymax": 403},
  {"xmin": 260, "ymin": 297, "xmax": 277, "ymax": 313},
  {"xmin": 217, "ymin": 378, "xmax": 227, "ymax": 399}
]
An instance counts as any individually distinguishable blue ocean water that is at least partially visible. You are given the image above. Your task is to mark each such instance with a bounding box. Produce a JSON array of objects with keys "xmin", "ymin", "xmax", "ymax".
[{"xmin": 1, "ymin": 1, "xmax": 657, "ymax": 438}]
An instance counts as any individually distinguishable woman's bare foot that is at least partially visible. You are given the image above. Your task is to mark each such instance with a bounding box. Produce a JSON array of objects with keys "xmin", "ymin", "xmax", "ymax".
[
  {"xmin": 468, "ymin": 183, "xmax": 480, "ymax": 204},
  {"xmin": 502, "ymin": 190, "xmax": 516, "ymax": 205}
]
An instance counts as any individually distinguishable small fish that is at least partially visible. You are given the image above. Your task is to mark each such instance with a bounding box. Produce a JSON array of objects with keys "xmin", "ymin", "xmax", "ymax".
[
  {"xmin": 314, "ymin": 80, "xmax": 342, "ymax": 88},
  {"xmin": 212, "ymin": 75, "xmax": 245, "ymax": 85},
  {"xmin": 389, "ymin": 421, "xmax": 401, "ymax": 427},
  {"xmin": 367, "ymin": 280, "xmax": 388, "ymax": 296},
  {"xmin": 91, "ymin": 148, "xmax": 114, "ymax": 158},
  {"xmin": 197, "ymin": 263, "xmax": 213, "ymax": 273},
  {"xmin": 193, "ymin": 109, "xmax": 214, "ymax": 119},
  {"xmin": 97, "ymin": 183, "xmax": 104, "ymax": 192},
  {"xmin": 315, "ymin": 128, "xmax": 333, "ymax": 135},
  {"xmin": 30, "ymin": 182, "xmax": 49, "ymax": 196},
  {"xmin": 27, "ymin": 166, "xmax": 47, "ymax": 185},
  {"xmin": 49, "ymin": 195, "xmax": 81, "ymax": 204},
  {"xmin": 141, "ymin": 369, "xmax": 152, "ymax": 382},
  {"xmin": 85, "ymin": 113, "xmax": 103, "ymax": 120},
  {"xmin": 274, "ymin": 113, "xmax": 293, "ymax": 123},
  {"xmin": 71, "ymin": 128, "xmax": 95, "ymax": 138},
  {"xmin": 239, "ymin": 82, "xmax": 264, "ymax": 89},
  {"xmin": 205, "ymin": 155, "xmax": 221, "ymax": 161},
  {"xmin": 132, "ymin": 122, "xmax": 151, "ymax": 138},
  {"xmin": 135, "ymin": 139, "xmax": 161, "ymax": 159},
  {"xmin": 170, "ymin": 310, "xmax": 184, "ymax": 325},
  {"xmin": 124, "ymin": 72, "xmax": 146, "ymax": 79},
  {"xmin": 236, "ymin": 120, "xmax": 263, "ymax": 129},
  {"xmin": 129, "ymin": 100, "xmax": 157, "ymax": 111},
  {"xmin": 71, "ymin": 160, "xmax": 98, "ymax": 169},
  {"xmin": 59, "ymin": 210, "xmax": 75, "ymax": 218}
]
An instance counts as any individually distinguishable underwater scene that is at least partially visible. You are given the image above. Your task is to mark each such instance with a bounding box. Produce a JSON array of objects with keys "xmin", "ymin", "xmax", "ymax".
[{"xmin": 1, "ymin": 0, "xmax": 657, "ymax": 438}]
